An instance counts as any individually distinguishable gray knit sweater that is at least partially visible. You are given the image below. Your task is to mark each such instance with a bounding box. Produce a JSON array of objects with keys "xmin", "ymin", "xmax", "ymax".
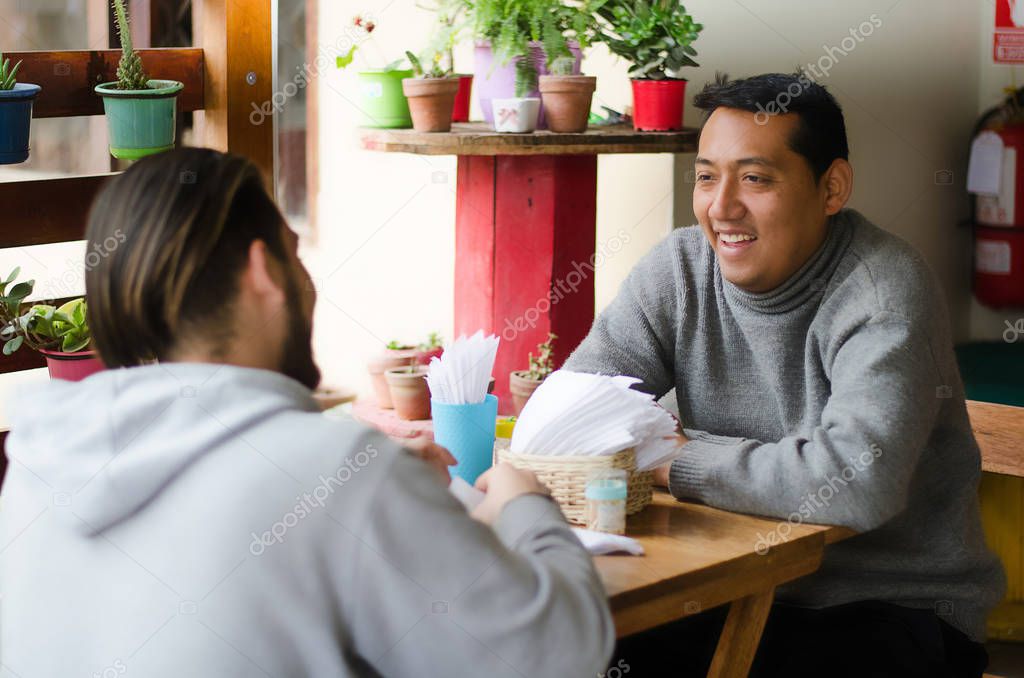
[{"xmin": 564, "ymin": 208, "xmax": 1005, "ymax": 641}]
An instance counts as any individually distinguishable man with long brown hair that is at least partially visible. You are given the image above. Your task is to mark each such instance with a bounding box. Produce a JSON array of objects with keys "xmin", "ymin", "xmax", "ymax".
[{"xmin": 0, "ymin": 148, "xmax": 614, "ymax": 677}]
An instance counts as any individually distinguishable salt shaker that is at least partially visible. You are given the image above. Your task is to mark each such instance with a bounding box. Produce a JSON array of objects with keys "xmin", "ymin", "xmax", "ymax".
[{"xmin": 584, "ymin": 468, "xmax": 628, "ymax": 535}]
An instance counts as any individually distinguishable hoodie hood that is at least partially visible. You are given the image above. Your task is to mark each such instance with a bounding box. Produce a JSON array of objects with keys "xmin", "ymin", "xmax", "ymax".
[{"xmin": 5, "ymin": 363, "xmax": 318, "ymax": 536}]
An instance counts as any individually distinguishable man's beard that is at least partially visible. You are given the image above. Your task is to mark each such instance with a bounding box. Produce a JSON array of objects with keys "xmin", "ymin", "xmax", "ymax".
[{"xmin": 279, "ymin": 278, "xmax": 321, "ymax": 391}]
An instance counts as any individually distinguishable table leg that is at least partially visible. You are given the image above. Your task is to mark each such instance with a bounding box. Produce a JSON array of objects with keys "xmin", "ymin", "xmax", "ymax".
[
  {"xmin": 454, "ymin": 154, "xmax": 598, "ymax": 413},
  {"xmin": 706, "ymin": 588, "xmax": 775, "ymax": 678}
]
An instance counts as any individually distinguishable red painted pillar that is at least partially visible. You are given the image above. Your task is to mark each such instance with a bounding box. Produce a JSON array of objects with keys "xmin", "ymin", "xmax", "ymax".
[{"xmin": 455, "ymin": 154, "xmax": 598, "ymax": 413}]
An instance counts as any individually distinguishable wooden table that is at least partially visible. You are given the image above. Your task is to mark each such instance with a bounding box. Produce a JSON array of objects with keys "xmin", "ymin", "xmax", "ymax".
[
  {"xmin": 360, "ymin": 123, "xmax": 698, "ymax": 412},
  {"xmin": 596, "ymin": 490, "xmax": 853, "ymax": 678}
]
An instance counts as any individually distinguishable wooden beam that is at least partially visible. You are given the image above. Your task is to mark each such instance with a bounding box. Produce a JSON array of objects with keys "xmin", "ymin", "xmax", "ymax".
[
  {"xmin": 0, "ymin": 175, "xmax": 113, "ymax": 247},
  {"xmin": 194, "ymin": 0, "xmax": 274, "ymax": 185},
  {"xmin": 7, "ymin": 49, "xmax": 205, "ymax": 118}
]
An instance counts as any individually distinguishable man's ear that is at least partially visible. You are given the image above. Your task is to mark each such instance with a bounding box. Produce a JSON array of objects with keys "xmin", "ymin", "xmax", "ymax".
[
  {"xmin": 822, "ymin": 158, "xmax": 853, "ymax": 216},
  {"xmin": 243, "ymin": 239, "xmax": 286, "ymax": 304}
]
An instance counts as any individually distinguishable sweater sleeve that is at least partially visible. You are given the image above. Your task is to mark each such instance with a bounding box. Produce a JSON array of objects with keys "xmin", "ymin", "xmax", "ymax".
[
  {"xmin": 668, "ymin": 312, "xmax": 942, "ymax": 533},
  {"xmin": 562, "ymin": 236, "xmax": 679, "ymax": 397},
  {"xmin": 345, "ymin": 449, "xmax": 615, "ymax": 677}
]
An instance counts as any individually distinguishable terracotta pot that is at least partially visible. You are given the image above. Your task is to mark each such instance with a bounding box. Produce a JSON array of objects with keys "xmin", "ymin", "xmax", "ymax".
[
  {"xmin": 402, "ymin": 77, "xmax": 460, "ymax": 132},
  {"xmin": 38, "ymin": 349, "xmax": 105, "ymax": 382},
  {"xmin": 539, "ymin": 75, "xmax": 596, "ymax": 133},
  {"xmin": 367, "ymin": 347, "xmax": 418, "ymax": 408},
  {"xmin": 509, "ymin": 370, "xmax": 545, "ymax": 416},
  {"xmin": 385, "ymin": 365, "xmax": 432, "ymax": 420}
]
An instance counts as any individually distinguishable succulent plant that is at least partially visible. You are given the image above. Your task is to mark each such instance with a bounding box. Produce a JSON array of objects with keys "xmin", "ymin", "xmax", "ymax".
[
  {"xmin": 0, "ymin": 268, "xmax": 92, "ymax": 356},
  {"xmin": 549, "ymin": 55, "xmax": 576, "ymax": 76},
  {"xmin": 0, "ymin": 53, "xmax": 22, "ymax": 91},
  {"xmin": 112, "ymin": 0, "xmax": 150, "ymax": 90},
  {"xmin": 527, "ymin": 332, "xmax": 557, "ymax": 380}
]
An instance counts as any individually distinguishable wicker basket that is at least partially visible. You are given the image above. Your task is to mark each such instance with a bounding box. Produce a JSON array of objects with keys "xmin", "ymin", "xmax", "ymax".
[{"xmin": 494, "ymin": 445, "xmax": 654, "ymax": 525}]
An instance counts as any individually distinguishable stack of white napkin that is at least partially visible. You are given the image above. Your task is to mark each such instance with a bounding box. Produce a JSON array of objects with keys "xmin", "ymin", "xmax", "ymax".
[
  {"xmin": 425, "ymin": 331, "xmax": 499, "ymax": 405},
  {"xmin": 510, "ymin": 370, "xmax": 680, "ymax": 471}
]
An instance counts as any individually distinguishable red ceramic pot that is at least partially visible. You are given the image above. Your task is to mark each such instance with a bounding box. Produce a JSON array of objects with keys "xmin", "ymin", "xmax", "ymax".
[
  {"xmin": 38, "ymin": 349, "xmax": 105, "ymax": 381},
  {"xmin": 452, "ymin": 74, "xmax": 473, "ymax": 123},
  {"xmin": 631, "ymin": 78, "xmax": 687, "ymax": 132}
]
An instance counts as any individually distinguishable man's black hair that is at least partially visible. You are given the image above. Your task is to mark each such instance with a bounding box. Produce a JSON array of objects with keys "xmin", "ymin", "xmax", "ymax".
[{"xmin": 693, "ymin": 72, "xmax": 849, "ymax": 181}]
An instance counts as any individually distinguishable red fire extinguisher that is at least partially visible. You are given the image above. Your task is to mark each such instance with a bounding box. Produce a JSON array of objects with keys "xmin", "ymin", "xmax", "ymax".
[{"xmin": 972, "ymin": 123, "xmax": 1024, "ymax": 309}]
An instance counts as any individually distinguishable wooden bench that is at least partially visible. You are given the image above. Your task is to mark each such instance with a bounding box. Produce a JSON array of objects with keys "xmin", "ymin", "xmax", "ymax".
[
  {"xmin": 966, "ymin": 400, "xmax": 1024, "ymax": 678},
  {"xmin": 968, "ymin": 400, "xmax": 1024, "ymax": 478}
]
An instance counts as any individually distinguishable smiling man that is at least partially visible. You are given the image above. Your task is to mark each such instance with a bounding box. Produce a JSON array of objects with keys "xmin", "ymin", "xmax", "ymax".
[{"xmin": 564, "ymin": 73, "xmax": 1005, "ymax": 677}]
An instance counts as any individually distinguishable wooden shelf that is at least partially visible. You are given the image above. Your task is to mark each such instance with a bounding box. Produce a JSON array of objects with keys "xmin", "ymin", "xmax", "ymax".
[{"xmin": 360, "ymin": 122, "xmax": 698, "ymax": 156}]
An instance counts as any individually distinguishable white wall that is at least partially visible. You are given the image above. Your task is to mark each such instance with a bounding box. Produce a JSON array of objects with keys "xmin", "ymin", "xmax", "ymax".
[{"xmin": 672, "ymin": 0, "xmax": 982, "ymax": 342}]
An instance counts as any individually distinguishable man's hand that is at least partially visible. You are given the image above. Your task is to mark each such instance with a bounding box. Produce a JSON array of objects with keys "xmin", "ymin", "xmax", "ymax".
[
  {"xmin": 653, "ymin": 432, "xmax": 690, "ymax": 488},
  {"xmin": 470, "ymin": 463, "xmax": 551, "ymax": 525},
  {"xmin": 396, "ymin": 434, "xmax": 456, "ymax": 485}
]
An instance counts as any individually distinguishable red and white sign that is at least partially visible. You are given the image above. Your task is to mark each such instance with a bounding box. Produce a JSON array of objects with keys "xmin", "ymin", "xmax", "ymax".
[{"xmin": 995, "ymin": 0, "xmax": 1024, "ymax": 63}]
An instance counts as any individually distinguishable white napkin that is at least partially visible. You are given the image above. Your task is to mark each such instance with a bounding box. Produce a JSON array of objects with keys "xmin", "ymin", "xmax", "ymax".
[
  {"xmin": 448, "ymin": 478, "xmax": 643, "ymax": 556},
  {"xmin": 570, "ymin": 527, "xmax": 645, "ymax": 556},
  {"xmin": 510, "ymin": 370, "xmax": 680, "ymax": 471},
  {"xmin": 426, "ymin": 331, "xmax": 499, "ymax": 405}
]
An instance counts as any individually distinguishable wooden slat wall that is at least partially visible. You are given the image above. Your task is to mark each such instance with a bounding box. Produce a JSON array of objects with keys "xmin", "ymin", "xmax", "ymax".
[
  {"xmin": 193, "ymin": 0, "xmax": 274, "ymax": 184},
  {"xmin": 0, "ymin": 175, "xmax": 113, "ymax": 247},
  {"xmin": 8, "ymin": 49, "xmax": 205, "ymax": 118}
]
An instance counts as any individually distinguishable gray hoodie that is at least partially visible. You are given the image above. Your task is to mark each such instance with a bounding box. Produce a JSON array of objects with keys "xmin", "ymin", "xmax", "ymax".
[{"xmin": 0, "ymin": 363, "xmax": 614, "ymax": 677}]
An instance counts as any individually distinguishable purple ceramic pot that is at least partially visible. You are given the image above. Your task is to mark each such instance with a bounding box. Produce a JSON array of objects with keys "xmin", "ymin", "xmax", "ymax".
[{"xmin": 474, "ymin": 41, "xmax": 582, "ymax": 129}]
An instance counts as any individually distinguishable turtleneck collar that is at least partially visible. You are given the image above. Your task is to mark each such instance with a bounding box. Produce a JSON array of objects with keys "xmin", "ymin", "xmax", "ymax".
[{"xmin": 721, "ymin": 208, "xmax": 857, "ymax": 314}]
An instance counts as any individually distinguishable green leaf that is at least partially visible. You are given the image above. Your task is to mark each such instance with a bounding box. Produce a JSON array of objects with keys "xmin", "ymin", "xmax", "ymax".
[
  {"xmin": 8, "ymin": 281, "xmax": 33, "ymax": 301},
  {"xmin": 72, "ymin": 301, "xmax": 85, "ymax": 327},
  {"xmin": 336, "ymin": 45, "xmax": 357, "ymax": 69},
  {"xmin": 3, "ymin": 336, "xmax": 23, "ymax": 355},
  {"xmin": 62, "ymin": 334, "xmax": 90, "ymax": 353}
]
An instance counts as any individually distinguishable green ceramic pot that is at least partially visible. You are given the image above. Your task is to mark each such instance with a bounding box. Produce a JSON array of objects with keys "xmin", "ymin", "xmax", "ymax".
[
  {"xmin": 356, "ymin": 70, "xmax": 413, "ymax": 128},
  {"xmin": 94, "ymin": 79, "xmax": 183, "ymax": 159}
]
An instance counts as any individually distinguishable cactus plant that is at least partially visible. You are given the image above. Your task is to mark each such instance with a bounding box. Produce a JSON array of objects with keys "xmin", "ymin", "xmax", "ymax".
[
  {"xmin": 112, "ymin": 0, "xmax": 150, "ymax": 90},
  {"xmin": 0, "ymin": 54, "xmax": 22, "ymax": 91}
]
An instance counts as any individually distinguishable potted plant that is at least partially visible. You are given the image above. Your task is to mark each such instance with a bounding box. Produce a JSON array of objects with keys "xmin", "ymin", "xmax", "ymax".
[
  {"xmin": 469, "ymin": 0, "xmax": 591, "ymax": 128},
  {"xmin": 419, "ymin": 0, "xmax": 474, "ymax": 122},
  {"xmin": 402, "ymin": 50, "xmax": 460, "ymax": 132},
  {"xmin": 539, "ymin": 53, "xmax": 596, "ymax": 133},
  {"xmin": 0, "ymin": 269, "xmax": 104, "ymax": 381},
  {"xmin": 509, "ymin": 332, "xmax": 556, "ymax": 415},
  {"xmin": 0, "ymin": 54, "xmax": 41, "ymax": 165},
  {"xmin": 384, "ymin": 362, "xmax": 432, "ymax": 420},
  {"xmin": 592, "ymin": 0, "xmax": 702, "ymax": 131},
  {"xmin": 338, "ymin": 15, "xmax": 414, "ymax": 129},
  {"xmin": 366, "ymin": 339, "xmax": 419, "ymax": 408},
  {"xmin": 94, "ymin": 0, "xmax": 184, "ymax": 159},
  {"xmin": 492, "ymin": 57, "xmax": 541, "ymax": 133}
]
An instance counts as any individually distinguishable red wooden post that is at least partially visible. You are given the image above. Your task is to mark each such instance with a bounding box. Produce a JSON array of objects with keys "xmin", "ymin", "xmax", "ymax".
[{"xmin": 455, "ymin": 154, "xmax": 598, "ymax": 413}]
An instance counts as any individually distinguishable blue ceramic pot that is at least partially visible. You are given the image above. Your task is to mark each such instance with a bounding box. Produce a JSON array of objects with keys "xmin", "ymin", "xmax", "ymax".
[{"xmin": 0, "ymin": 83, "xmax": 41, "ymax": 165}]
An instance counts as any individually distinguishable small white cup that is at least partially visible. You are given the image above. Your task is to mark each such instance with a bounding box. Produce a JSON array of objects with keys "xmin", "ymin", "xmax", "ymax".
[{"xmin": 492, "ymin": 97, "xmax": 541, "ymax": 133}]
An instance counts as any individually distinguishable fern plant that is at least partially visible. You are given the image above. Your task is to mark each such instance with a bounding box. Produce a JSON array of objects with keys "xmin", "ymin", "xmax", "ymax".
[
  {"xmin": 112, "ymin": 0, "xmax": 150, "ymax": 90},
  {"xmin": 470, "ymin": 0, "xmax": 595, "ymax": 72},
  {"xmin": 0, "ymin": 54, "xmax": 22, "ymax": 91}
]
